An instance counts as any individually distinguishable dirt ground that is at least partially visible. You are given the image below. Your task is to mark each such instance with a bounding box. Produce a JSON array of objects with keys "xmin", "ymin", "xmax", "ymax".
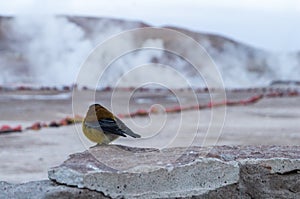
[{"xmin": 0, "ymin": 88, "xmax": 299, "ymax": 183}]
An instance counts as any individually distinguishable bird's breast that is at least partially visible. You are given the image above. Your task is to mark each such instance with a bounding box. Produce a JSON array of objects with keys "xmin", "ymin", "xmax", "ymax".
[{"xmin": 82, "ymin": 123, "xmax": 119, "ymax": 144}]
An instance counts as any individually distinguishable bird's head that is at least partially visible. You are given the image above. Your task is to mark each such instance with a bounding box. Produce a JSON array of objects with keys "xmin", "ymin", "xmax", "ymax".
[
  {"xmin": 89, "ymin": 104, "xmax": 105, "ymax": 110},
  {"xmin": 85, "ymin": 104, "xmax": 114, "ymax": 121}
]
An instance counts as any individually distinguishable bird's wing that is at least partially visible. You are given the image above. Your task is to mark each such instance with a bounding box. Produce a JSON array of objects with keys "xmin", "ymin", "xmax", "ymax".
[
  {"xmin": 85, "ymin": 118, "xmax": 127, "ymax": 137},
  {"xmin": 115, "ymin": 117, "xmax": 141, "ymax": 138}
]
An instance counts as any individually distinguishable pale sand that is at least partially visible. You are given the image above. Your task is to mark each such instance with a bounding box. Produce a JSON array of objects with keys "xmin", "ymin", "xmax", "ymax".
[{"xmin": 0, "ymin": 89, "xmax": 299, "ymax": 183}]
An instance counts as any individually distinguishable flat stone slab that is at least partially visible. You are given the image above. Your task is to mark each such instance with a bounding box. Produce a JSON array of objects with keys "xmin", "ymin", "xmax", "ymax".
[{"xmin": 48, "ymin": 145, "xmax": 300, "ymax": 199}]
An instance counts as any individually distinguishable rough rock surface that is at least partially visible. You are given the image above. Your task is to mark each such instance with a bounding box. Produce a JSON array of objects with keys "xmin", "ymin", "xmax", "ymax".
[
  {"xmin": 47, "ymin": 145, "xmax": 300, "ymax": 199},
  {"xmin": 1, "ymin": 146, "xmax": 299, "ymax": 199},
  {"xmin": 48, "ymin": 145, "xmax": 239, "ymax": 198},
  {"xmin": 0, "ymin": 180, "xmax": 109, "ymax": 199}
]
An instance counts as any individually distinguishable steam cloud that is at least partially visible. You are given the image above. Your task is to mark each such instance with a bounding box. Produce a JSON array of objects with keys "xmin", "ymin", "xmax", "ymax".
[{"xmin": 0, "ymin": 15, "xmax": 299, "ymax": 88}]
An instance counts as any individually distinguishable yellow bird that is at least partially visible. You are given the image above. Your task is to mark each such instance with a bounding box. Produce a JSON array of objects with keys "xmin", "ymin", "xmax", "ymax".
[{"xmin": 82, "ymin": 104, "xmax": 140, "ymax": 144}]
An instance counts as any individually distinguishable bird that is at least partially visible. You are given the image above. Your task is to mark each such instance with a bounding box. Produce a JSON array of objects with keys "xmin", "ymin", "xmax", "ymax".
[{"xmin": 82, "ymin": 104, "xmax": 141, "ymax": 144}]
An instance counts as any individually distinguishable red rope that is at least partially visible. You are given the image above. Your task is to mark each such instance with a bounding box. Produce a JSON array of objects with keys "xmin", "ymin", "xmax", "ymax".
[
  {"xmin": 117, "ymin": 94, "xmax": 264, "ymax": 118},
  {"xmin": 0, "ymin": 89, "xmax": 298, "ymax": 134}
]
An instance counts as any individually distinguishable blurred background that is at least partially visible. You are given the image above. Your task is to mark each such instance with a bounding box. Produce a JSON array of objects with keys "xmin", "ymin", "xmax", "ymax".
[
  {"xmin": 0, "ymin": 0, "xmax": 299, "ymax": 88},
  {"xmin": 0, "ymin": 0, "xmax": 300, "ymax": 183}
]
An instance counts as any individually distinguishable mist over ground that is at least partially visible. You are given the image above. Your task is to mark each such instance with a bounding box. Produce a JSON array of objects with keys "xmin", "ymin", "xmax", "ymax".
[{"xmin": 0, "ymin": 15, "xmax": 299, "ymax": 88}]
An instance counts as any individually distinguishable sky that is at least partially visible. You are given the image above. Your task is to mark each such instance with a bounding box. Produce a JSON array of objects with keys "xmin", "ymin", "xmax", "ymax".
[{"xmin": 0, "ymin": 0, "xmax": 299, "ymax": 52}]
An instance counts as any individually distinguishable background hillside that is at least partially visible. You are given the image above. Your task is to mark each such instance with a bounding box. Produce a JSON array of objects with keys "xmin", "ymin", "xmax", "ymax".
[{"xmin": 0, "ymin": 16, "xmax": 299, "ymax": 88}]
